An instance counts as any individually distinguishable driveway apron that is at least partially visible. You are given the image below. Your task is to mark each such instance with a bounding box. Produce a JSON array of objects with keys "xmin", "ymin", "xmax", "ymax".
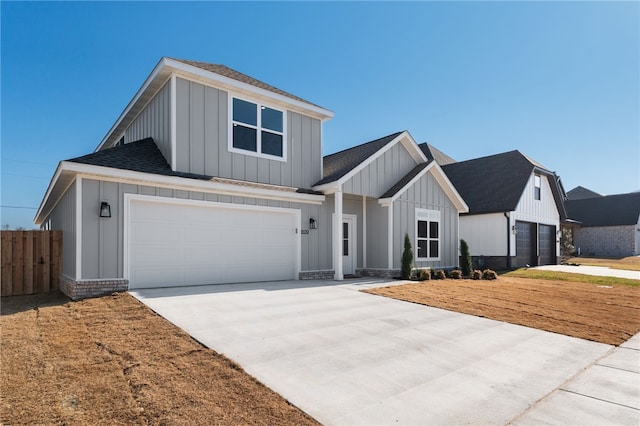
[{"xmin": 132, "ymin": 279, "xmax": 611, "ymax": 425}]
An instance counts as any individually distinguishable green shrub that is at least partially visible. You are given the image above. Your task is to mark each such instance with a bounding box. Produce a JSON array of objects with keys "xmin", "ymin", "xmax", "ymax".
[
  {"xmin": 417, "ymin": 268, "xmax": 431, "ymax": 281},
  {"xmin": 448, "ymin": 269, "xmax": 462, "ymax": 279},
  {"xmin": 459, "ymin": 239, "xmax": 472, "ymax": 277},
  {"xmin": 434, "ymin": 269, "xmax": 446, "ymax": 280},
  {"xmin": 472, "ymin": 270, "xmax": 482, "ymax": 280},
  {"xmin": 401, "ymin": 233, "xmax": 414, "ymax": 279},
  {"xmin": 482, "ymin": 269, "xmax": 498, "ymax": 280}
]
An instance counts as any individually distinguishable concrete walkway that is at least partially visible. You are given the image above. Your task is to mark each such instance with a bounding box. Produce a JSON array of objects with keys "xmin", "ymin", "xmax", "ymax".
[
  {"xmin": 534, "ymin": 264, "xmax": 640, "ymax": 280},
  {"xmin": 513, "ymin": 333, "xmax": 640, "ymax": 425},
  {"xmin": 131, "ymin": 279, "xmax": 628, "ymax": 425}
]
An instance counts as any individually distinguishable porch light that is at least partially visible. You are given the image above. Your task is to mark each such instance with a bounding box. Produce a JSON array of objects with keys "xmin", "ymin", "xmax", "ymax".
[
  {"xmin": 309, "ymin": 217, "xmax": 318, "ymax": 230},
  {"xmin": 100, "ymin": 202, "xmax": 112, "ymax": 218},
  {"xmin": 512, "ymin": 225, "xmax": 517, "ymax": 235}
]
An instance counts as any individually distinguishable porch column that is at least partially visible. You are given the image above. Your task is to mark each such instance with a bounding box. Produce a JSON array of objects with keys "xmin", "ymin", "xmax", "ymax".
[
  {"xmin": 387, "ymin": 202, "xmax": 393, "ymax": 270},
  {"xmin": 362, "ymin": 195, "xmax": 367, "ymax": 269},
  {"xmin": 333, "ymin": 190, "xmax": 343, "ymax": 280}
]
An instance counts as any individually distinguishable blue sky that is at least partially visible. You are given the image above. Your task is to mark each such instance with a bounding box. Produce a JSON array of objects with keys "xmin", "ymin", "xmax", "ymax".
[{"xmin": 2, "ymin": 1, "xmax": 638, "ymax": 229}]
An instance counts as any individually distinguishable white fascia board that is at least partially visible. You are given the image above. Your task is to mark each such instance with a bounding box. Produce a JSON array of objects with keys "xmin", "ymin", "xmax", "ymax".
[
  {"xmin": 315, "ymin": 131, "xmax": 427, "ymax": 192},
  {"xmin": 399, "ymin": 131, "xmax": 428, "ymax": 164},
  {"xmin": 429, "ymin": 162, "xmax": 469, "ymax": 213},
  {"xmin": 63, "ymin": 161, "xmax": 325, "ymax": 202},
  {"xmin": 377, "ymin": 161, "xmax": 469, "ymax": 213},
  {"xmin": 34, "ymin": 162, "xmax": 65, "ymax": 224},
  {"xmin": 165, "ymin": 58, "xmax": 334, "ymax": 121},
  {"xmin": 95, "ymin": 57, "xmax": 169, "ymax": 152},
  {"xmin": 96, "ymin": 57, "xmax": 333, "ymax": 152}
]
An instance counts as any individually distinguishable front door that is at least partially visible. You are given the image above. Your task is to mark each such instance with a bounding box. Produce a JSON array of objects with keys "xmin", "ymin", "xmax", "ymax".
[{"xmin": 342, "ymin": 216, "xmax": 355, "ymax": 275}]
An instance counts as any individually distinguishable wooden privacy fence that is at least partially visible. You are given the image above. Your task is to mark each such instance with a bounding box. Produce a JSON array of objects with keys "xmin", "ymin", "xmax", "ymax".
[{"xmin": 1, "ymin": 231, "xmax": 62, "ymax": 296}]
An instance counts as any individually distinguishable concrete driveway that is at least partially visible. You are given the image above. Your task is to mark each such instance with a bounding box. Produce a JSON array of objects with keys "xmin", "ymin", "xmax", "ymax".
[{"xmin": 132, "ymin": 279, "xmax": 614, "ymax": 425}]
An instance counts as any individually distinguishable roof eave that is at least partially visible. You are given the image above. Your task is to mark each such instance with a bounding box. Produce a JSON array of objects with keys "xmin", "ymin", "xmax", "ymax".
[
  {"xmin": 35, "ymin": 161, "xmax": 326, "ymax": 224},
  {"xmin": 96, "ymin": 57, "xmax": 334, "ymax": 152},
  {"xmin": 314, "ymin": 131, "xmax": 427, "ymax": 192}
]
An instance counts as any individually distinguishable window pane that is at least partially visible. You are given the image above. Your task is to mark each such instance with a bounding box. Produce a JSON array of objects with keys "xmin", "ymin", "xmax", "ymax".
[
  {"xmin": 262, "ymin": 107, "xmax": 283, "ymax": 132},
  {"xmin": 417, "ymin": 240, "xmax": 428, "ymax": 257},
  {"xmin": 429, "ymin": 221, "xmax": 439, "ymax": 238},
  {"xmin": 261, "ymin": 131, "xmax": 283, "ymax": 157},
  {"xmin": 417, "ymin": 221, "xmax": 428, "ymax": 238},
  {"xmin": 343, "ymin": 239, "xmax": 349, "ymax": 256},
  {"xmin": 430, "ymin": 240, "xmax": 439, "ymax": 258},
  {"xmin": 233, "ymin": 125, "xmax": 257, "ymax": 152},
  {"xmin": 233, "ymin": 98, "xmax": 257, "ymax": 126},
  {"xmin": 343, "ymin": 222, "xmax": 349, "ymax": 238}
]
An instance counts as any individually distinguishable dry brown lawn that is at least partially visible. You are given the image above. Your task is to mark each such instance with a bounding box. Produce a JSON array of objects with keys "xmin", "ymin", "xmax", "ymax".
[
  {"xmin": 364, "ymin": 275, "xmax": 640, "ymax": 346},
  {"xmin": 1, "ymin": 292, "xmax": 318, "ymax": 426}
]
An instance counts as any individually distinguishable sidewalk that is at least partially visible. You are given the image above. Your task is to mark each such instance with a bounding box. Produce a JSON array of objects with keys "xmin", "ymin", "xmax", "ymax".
[
  {"xmin": 534, "ymin": 264, "xmax": 640, "ymax": 280},
  {"xmin": 513, "ymin": 332, "xmax": 640, "ymax": 425}
]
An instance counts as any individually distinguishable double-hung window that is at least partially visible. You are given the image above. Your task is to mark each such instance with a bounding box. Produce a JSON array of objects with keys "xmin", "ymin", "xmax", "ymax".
[
  {"xmin": 416, "ymin": 209, "xmax": 440, "ymax": 260},
  {"xmin": 230, "ymin": 97, "xmax": 286, "ymax": 160},
  {"xmin": 534, "ymin": 174, "xmax": 541, "ymax": 200}
]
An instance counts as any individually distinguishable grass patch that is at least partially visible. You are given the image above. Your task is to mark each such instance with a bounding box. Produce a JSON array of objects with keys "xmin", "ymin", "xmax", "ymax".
[
  {"xmin": 565, "ymin": 256, "xmax": 640, "ymax": 272},
  {"xmin": 505, "ymin": 268, "xmax": 640, "ymax": 287}
]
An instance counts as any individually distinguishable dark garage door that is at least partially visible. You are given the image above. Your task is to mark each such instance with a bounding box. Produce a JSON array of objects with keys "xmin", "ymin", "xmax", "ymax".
[
  {"xmin": 515, "ymin": 221, "xmax": 537, "ymax": 268},
  {"xmin": 538, "ymin": 224, "xmax": 556, "ymax": 266}
]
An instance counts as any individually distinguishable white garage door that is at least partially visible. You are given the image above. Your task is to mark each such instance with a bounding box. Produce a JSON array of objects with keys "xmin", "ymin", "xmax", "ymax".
[{"xmin": 128, "ymin": 198, "xmax": 299, "ymax": 289}]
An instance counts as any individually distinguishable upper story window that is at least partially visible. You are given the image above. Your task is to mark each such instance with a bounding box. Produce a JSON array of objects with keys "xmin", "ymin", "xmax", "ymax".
[
  {"xmin": 230, "ymin": 97, "xmax": 286, "ymax": 161},
  {"xmin": 534, "ymin": 174, "xmax": 541, "ymax": 200},
  {"xmin": 416, "ymin": 208, "xmax": 440, "ymax": 260}
]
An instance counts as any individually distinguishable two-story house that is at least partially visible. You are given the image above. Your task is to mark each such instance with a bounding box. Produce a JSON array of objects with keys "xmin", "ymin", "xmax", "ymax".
[{"xmin": 35, "ymin": 57, "xmax": 468, "ymax": 299}]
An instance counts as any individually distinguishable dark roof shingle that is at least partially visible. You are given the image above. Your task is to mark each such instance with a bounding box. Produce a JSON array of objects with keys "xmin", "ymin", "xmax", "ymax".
[
  {"xmin": 314, "ymin": 131, "xmax": 404, "ymax": 186},
  {"xmin": 442, "ymin": 150, "xmax": 536, "ymax": 214},
  {"xmin": 566, "ymin": 186, "xmax": 603, "ymax": 200},
  {"xmin": 69, "ymin": 138, "xmax": 210, "ymax": 180},
  {"xmin": 418, "ymin": 143, "xmax": 456, "ymax": 166},
  {"xmin": 566, "ymin": 192, "xmax": 640, "ymax": 226},
  {"xmin": 380, "ymin": 162, "xmax": 432, "ymax": 199},
  {"xmin": 171, "ymin": 58, "xmax": 320, "ymax": 108}
]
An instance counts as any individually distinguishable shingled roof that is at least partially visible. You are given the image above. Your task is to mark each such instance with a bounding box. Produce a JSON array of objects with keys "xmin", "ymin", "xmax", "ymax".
[
  {"xmin": 379, "ymin": 162, "xmax": 432, "ymax": 199},
  {"xmin": 566, "ymin": 186, "xmax": 603, "ymax": 200},
  {"xmin": 418, "ymin": 143, "xmax": 456, "ymax": 166},
  {"xmin": 172, "ymin": 58, "xmax": 320, "ymax": 108},
  {"xmin": 442, "ymin": 150, "xmax": 564, "ymax": 216},
  {"xmin": 566, "ymin": 192, "xmax": 640, "ymax": 226},
  {"xmin": 314, "ymin": 131, "xmax": 404, "ymax": 186},
  {"xmin": 70, "ymin": 138, "xmax": 210, "ymax": 180}
]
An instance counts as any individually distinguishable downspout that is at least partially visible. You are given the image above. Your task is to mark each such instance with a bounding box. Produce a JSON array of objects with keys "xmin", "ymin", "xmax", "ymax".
[{"xmin": 504, "ymin": 212, "xmax": 511, "ymax": 269}]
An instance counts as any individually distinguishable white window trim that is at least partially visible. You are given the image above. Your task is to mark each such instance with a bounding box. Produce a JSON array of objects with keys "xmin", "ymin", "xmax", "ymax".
[
  {"xmin": 415, "ymin": 208, "xmax": 441, "ymax": 261},
  {"xmin": 534, "ymin": 174, "xmax": 541, "ymax": 201},
  {"xmin": 228, "ymin": 94, "xmax": 288, "ymax": 162}
]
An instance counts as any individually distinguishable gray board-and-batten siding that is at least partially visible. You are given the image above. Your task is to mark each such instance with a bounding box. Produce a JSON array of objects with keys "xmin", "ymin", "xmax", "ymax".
[{"xmin": 78, "ymin": 178, "xmax": 333, "ymax": 280}]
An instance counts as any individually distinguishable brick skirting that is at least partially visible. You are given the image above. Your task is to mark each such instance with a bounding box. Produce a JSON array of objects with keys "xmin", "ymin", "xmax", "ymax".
[
  {"xmin": 299, "ymin": 270, "xmax": 335, "ymax": 280},
  {"xmin": 59, "ymin": 275, "xmax": 129, "ymax": 300},
  {"xmin": 356, "ymin": 268, "xmax": 400, "ymax": 278}
]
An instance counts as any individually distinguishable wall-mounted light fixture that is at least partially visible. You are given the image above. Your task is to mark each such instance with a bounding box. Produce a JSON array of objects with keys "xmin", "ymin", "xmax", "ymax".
[
  {"xmin": 309, "ymin": 217, "xmax": 318, "ymax": 230},
  {"xmin": 512, "ymin": 225, "xmax": 517, "ymax": 235},
  {"xmin": 100, "ymin": 202, "xmax": 112, "ymax": 218}
]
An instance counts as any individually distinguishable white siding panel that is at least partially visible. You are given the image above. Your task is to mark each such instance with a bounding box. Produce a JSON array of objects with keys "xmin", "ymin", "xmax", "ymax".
[{"xmin": 459, "ymin": 213, "xmax": 508, "ymax": 257}]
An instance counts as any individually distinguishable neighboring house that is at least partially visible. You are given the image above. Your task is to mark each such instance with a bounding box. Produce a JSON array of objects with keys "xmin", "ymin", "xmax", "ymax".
[
  {"xmin": 566, "ymin": 185, "xmax": 602, "ymax": 200},
  {"xmin": 35, "ymin": 57, "xmax": 468, "ymax": 299},
  {"xmin": 438, "ymin": 150, "xmax": 567, "ymax": 270},
  {"xmin": 565, "ymin": 191, "xmax": 640, "ymax": 257}
]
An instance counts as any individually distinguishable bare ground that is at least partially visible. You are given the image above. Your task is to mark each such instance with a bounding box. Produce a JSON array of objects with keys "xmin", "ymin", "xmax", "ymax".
[
  {"xmin": 0, "ymin": 292, "xmax": 318, "ymax": 425},
  {"xmin": 364, "ymin": 276, "xmax": 640, "ymax": 346}
]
